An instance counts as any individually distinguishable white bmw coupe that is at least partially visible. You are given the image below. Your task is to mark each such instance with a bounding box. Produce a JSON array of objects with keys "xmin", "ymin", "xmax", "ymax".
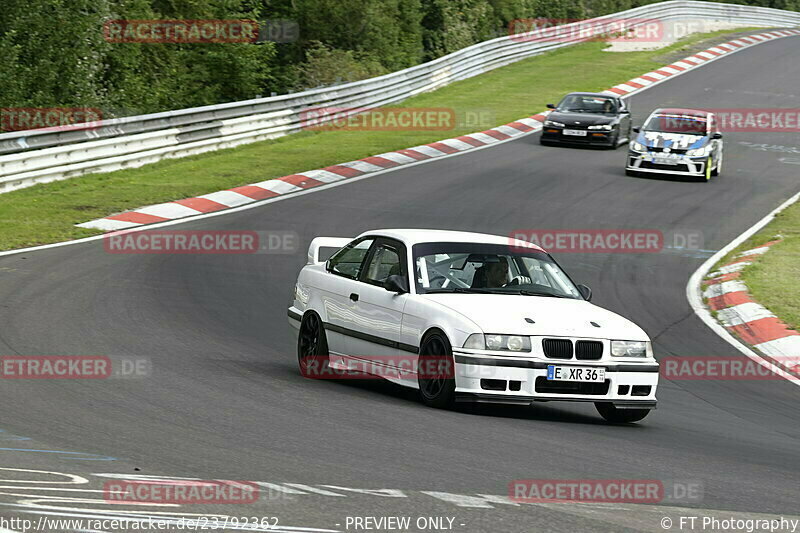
[{"xmin": 288, "ymin": 229, "xmax": 659, "ymax": 423}]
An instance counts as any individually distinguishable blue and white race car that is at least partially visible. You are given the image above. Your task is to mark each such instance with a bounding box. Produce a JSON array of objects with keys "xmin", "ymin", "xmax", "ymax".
[{"xmin": 626, "ymin": 108, "xmax": 723, "ymax": 181}]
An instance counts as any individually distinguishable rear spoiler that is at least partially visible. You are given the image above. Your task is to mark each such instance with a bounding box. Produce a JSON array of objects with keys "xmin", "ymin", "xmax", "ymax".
[{"xmin": 307, "ymin": 237, "xmax": 352, "ymax": 264}]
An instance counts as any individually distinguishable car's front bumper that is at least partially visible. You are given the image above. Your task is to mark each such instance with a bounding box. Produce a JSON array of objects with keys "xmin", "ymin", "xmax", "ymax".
[
  {"xmin": 626, "ymin": 151, "xmax": 708, "ymax": 176},
  {"xmin": 541, "ymin": 128, "xmax": 615, "ymax": 146},
  {"xmin": 453, "ymin": 352, "xmax": 658, "ymax": 408}
]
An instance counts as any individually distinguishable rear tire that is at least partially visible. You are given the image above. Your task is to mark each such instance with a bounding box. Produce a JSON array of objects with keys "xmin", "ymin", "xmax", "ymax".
[
  {"xmin": 297, "ymin": 312, "xmax": 329, "ymax": 379},
  {"xmin": 418, "ymin": 332, "xmax": 456, "ymax": 409},
  {"xmin": 595, "ymin": 402, "xmax": 650, "ymax": 423}
]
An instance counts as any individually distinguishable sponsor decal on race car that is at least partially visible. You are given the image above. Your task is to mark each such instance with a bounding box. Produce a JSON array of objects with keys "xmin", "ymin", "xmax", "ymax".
[{"xmin": 640, "ymin": 131, "xmax": 707, "ymax": 150}]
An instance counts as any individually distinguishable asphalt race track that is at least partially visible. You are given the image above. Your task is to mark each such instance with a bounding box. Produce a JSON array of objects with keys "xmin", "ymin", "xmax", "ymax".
[{"xmin": 0, "ymin": 34, "xmax": 798, "ymax": 533}]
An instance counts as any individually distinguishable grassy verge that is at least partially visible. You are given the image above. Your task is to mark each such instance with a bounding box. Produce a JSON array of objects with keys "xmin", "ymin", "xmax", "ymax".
[
  {"xmin": 0, "ymin": 28, "xmax": 765, "ymax": 251},
  {"xmin": 708, "ymin": 200, "xmax": 800, "ymax": 331}
]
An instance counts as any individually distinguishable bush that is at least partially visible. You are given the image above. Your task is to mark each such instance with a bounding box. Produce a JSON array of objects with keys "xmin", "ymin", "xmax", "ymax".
[
  {"xmin": 0, "ymin": 0, "xmax": 797, "ymax": 118},
  {"xmin": 295, "ymin": 41, "xmax": 386, "ymax": 88}
]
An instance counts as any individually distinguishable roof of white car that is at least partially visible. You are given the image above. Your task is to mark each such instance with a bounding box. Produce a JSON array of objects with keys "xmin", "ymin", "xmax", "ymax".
[{"xmin": 358, "ymin": 229, "xmax": 544, "ymax": 251}]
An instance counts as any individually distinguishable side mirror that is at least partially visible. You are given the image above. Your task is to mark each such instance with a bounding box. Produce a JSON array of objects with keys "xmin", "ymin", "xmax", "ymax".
[
  {"xmin": 632, "ymin": 126, "xmax": 640, "ymax": 133},
  {"xmin": 577, "ymin": 284, "xmax": 592, "ymax": 302},
  {"xmin": 712, "ymin": 132, "xmax": 723, "ymax": 139},
  {"xmin": 384, "ymin": 274, "xmax": 409, "ymax": 294},
  {"xmin": 546, "ymin": 103, "xmax": 556, "ymax": 109}
]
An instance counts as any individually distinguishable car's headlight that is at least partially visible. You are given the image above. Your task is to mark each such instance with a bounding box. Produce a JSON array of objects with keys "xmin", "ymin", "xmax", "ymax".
[
  {"xmin": 686, "ymin": 145, "xmax": 710, "ymax": 157},
  {"xmin": 463, "ymin": 333, "xmax": 531, "ymax": 352},
  {"xmin": 544, "ymin": 120, "xmax": 565, "ymax": 128},
  {"xmin": 588, "ymin": 124, "xmax": 613, "ymax": 130},
  {"xmin": 629, "ymin": 141, "xmax": 645, "ymax": 152},
  {"xmin": 610, "ymin": 340, "xmax": 651, "ymax": 358}
]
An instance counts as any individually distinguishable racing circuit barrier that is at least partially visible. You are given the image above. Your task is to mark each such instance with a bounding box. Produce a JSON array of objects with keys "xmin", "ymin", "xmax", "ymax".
[{"xmin": 1, "ymin": 0, "xmax": 800, "ymax": 194}]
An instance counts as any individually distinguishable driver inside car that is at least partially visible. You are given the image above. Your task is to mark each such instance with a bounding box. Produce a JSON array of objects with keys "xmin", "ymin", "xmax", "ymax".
[
  {"xmin": 485, "ymin": 257, "xmax": 510, "ymax": 288},
  {"xmin": 472, "ymin": 256, "xmax": 510, "ymax": 288}
]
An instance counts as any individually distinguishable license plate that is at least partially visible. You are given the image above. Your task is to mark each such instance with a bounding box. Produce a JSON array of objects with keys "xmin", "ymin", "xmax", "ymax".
[
  {"xmin": 547, "ymin": 365, "xmax": 606, "ymax": 383},
  {"xmin": 652, "ymin": 157, "xmax": 678, "ymax": 165},
  {"xmin": 563, "ymin": 129, "xmax": 587, "ymax": 136}
]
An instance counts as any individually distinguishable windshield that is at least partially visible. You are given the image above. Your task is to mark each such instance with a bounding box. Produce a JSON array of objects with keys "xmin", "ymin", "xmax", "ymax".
[
  {"xmin": 557, "ymin": 95, "xmax": 617, "ymax": 114},
  {"xmin": 643, "ymin": 114, "xmax": 708, "ymax": 134},
  {"xmin": 412, "ymin": 242, "xmax": 582, "ymax": 299}
]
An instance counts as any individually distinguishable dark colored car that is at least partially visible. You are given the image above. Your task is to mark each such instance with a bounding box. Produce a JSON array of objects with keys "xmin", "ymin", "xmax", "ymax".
[{"xmin": 540, "ymin": 92, "xmax": 632, "ymax": 148}]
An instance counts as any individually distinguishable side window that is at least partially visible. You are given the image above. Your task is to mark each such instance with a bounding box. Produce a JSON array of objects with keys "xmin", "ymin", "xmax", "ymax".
[
  {"xmin": 364, "ymin": 244, "xmax": 402, "ymax": 286},
  {"xmin": 327, "ymin": 238, "xmax": 374, "ymax": 280}
]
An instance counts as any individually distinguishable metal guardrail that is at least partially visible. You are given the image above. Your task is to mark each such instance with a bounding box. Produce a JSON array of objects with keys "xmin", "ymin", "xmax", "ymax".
[{"xmin": 1, "ymin": 0, "xmax": 799, "ymax": 193}]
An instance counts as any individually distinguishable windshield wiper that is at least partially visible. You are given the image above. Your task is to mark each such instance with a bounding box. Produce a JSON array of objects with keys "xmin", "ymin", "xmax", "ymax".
[
  {"xmin": 515, "ymin": 290, "xmax": 567, "ymax": 298},
  {"xmin": 425, "ymin": 287, "xmax": 494, "ymax": 294}
]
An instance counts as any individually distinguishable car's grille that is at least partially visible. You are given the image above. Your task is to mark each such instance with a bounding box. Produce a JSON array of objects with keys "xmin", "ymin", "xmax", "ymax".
[
  {"xmin": 542, "ymin": 338, "xmax": 573, "ymax": 359},
  {"xmin": 639, "ymin": 161, "xmax": 692, "ymax": 172},
  {"xmin": 535, "ymin": 377, "xmax": 610, "ymax": 395},
  {"xmin": 575, "ymin": 340, "xmax": 603, "ymax": 360},
  {"xmin": 648, "ymin": 147, "xmax": 687, "ymax": 154}
]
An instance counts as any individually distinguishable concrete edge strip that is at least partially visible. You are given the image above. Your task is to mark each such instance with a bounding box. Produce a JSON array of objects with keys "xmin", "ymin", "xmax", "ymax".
[
  {"xmin": 686, "ymin": 190, "xmax": 800, "ymax": 387},
  {"xmin": 702, "ymin": 240, "xmax": 799, "ymax": 367},
  {"xmin": 75, "ymin": 29, "xmax": 800, "ymax": 232}
]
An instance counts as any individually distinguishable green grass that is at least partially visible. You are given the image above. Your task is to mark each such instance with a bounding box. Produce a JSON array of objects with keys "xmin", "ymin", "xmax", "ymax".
[
  {"xmin": 712, "ymin": 200, "xmax": 800, "ymax": 331},
  {"xmin": 0, "ymin": 28, "xmax": 765, "ymax": 251}
]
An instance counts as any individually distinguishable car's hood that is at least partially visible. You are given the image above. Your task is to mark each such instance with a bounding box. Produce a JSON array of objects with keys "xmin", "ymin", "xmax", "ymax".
[
  {"xmin": 422, "ymin": 293, "xmax": 648, "ymax": 340},
  {"xmin": 637, "ymin": 130, "xmax": 708, "ymax": 150},
  {"xmin": 547, "ymin": 111, "xmax": 615, "ymax": 127}
]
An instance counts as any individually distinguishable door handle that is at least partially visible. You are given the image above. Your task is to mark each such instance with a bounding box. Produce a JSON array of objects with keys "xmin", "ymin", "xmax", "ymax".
[{"xmin": 349, "ymin": 293, "xmax": 359, "ymax": 302}]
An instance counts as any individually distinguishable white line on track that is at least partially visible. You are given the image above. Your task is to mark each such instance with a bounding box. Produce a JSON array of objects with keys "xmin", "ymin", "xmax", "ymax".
[
  {"xmin": 0, "ymin": 127, "xmax": 540, "ymax": 258},
  {"xmin": 686, "ymin": 190, "xmax": 800, "ymax": 388}
]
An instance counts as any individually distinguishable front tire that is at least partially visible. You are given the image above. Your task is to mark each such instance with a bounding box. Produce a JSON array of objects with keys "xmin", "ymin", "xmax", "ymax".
[
  {"xmin": 607, "ymin": 131, "xmax": 620, "ymax": 149},
  {"xmin": 711, "ymin": 151, "xmax": 722, "ymax": 176},
  {"xmin": 703, "ymin": 156, "xmax": 713, "ymax": 181},
  {"xmin": 418, "ymin": 332, "xmax": 456, "ymax": 409},
  {"xmin": 595, "ymin": 402, "xmax": 651, "ymax": 423},
  {"xmin": 297, "ymin": 312, "xmax": 329, "ymax": 379}
]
